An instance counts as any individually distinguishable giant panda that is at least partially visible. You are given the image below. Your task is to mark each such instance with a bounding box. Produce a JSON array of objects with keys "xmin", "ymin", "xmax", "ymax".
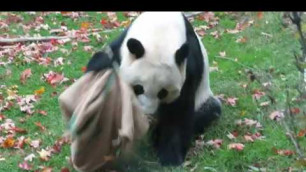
[{"xmin": 86, "ymin": 12, "xmax": 222, "ymax": 166}]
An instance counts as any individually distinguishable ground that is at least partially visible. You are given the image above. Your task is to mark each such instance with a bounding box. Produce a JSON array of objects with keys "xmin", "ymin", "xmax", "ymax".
[{"xmin": 0, "ymin": 12, "xmax": 305, "ymax": 172}]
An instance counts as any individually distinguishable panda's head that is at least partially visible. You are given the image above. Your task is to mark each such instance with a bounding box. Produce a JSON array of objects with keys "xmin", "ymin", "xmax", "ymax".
[{"xmin": 120, "ymin": 38, "xmax": 189, "ymax": 115}]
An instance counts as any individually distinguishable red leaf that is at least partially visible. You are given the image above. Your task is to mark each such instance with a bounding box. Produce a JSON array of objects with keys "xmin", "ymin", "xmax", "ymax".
[
  {"xmin": 228, "ymin": 143, "xmax": 245, "ymax": 151},
  {"xmin": 273, "ymin": 148, "xmax": 295, "ymax": 156},
  {"xmin": 34, "ymin": 122, "xmax": 46, "ymax": 131},
  {"xmin": 20, "ymin": 69, "xmax": 32, "ymax": 84},
  {"xmin": 290, "ymin": 107, "xmax": 300, "ymax": 115},
  {"xmin": 100, "ymin": 19, "xmax": 108, "ymax": 25},
  {"xmin": 50, "ymin": 39, "xmax": 59, "ymax": 46}
]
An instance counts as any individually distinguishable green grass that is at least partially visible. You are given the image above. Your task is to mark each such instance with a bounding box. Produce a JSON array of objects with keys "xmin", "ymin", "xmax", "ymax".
[{"xmin": 0, "ymin": 12, "xmax": 305, "ymax": 172}]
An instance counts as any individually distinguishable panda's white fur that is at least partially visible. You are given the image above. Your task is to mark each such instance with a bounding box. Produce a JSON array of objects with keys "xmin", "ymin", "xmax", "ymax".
[{"xmin": 119, "ymin": 12, "xmax": 213, "ymax": 114}]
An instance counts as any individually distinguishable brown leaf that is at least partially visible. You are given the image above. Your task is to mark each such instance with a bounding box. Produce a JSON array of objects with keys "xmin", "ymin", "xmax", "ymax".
[
  {"xmin": 60, "ymin": 167, "xmax": 70, "ymax": 172},
  {"xmin": 20, "ymin": 69, "xmax": 32, "ymax": 84},
  {"xmin": 34, "ymin": 122, "xmax": 46, "ymax": 131},
  {"xmin": 12, "ymin": 127, "xmax": 27, "ymax": 134},
  {"xmin": 290, "ymin": 107, "xmax": 300, "ymax": 115},
  {"xmin": 297, "ymin": 129, "xmax": 306, "ymax": 137},
  {"xmin": 37, "ymin": 110, "xmax": 47, "ymax": 116}
]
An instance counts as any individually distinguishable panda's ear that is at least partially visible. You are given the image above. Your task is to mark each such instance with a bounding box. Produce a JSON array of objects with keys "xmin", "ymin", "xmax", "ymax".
[
  {"xmin": 175, "ymin": 42, "xmax": 189, "ymax": 66},
  {"xmin": 127, "ymin": 38, "xmax": 145, "ymax": 59}
]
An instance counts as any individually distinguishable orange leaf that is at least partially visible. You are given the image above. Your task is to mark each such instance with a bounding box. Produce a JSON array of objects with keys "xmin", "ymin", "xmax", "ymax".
[
  {"xmin": 2, "ymin": 137, "xmax": 15, "ymax": 148},
  {"xmin": 20, "ymin": 69, "xmax": 32, "ymax": 84},
  {"xmin": 34, "ymin": 87, "xmax": 45, "ymax": 95},
  {"xmin": 81, "ymin": 66, "xmax": 87, "ymax": 73},
  {"xmin": 81, "ymin": 22, "xmax": 90, "ymax": 30},
  {"xmin": 257, "ymin": 12, "xmax": 263, "ymax": 20},
  {"xmin": 297, "ymin": 129, "xmax": 306, "ymax": 137}
]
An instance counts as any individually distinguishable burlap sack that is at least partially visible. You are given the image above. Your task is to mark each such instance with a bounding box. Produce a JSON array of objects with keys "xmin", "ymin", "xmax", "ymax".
[{"xmin": 58, "ymin": 69, "xmax": 149, "ymax": 172}]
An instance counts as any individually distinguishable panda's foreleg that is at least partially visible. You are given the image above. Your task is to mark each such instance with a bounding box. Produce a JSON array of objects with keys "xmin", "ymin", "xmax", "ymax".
[
  {"xmin": 193, "ymin": 96, "xmax": 222, "ymax": 135},
  {"xmin": 152, "ymin": 115, "xmax": 193, "ymax": 166}
]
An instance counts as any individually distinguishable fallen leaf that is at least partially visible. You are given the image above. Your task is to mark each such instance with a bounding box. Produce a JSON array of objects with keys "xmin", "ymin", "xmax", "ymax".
[
  {"xmin": 219, "ymin": 51, "xmax": 226, "ymax": 57},
  {"xmin": 41, "ymin": 167, "xmax": 53, "ymax": 172},
  {"xmin": 227, "ymin": 132, "xmax": 236, "ymax": 140},
  {"xmin": 269, "ymin": 111, "xmax": 284, "ymax": 121},
  {"xmin": 37, "ymin": 148, "xmax": 51, "ymax": 161},
  {"xmin": 226, "ymin": 97, "xmax": 238, "ymax": 106},
  {"xmin": 35, "ymin": 122, "xmax": 46, "ymax": 131},
  {"xmin": 83, "ymin": 46, "xmax": 93, "ymax": 52},
  {"xmin": 210, "ymin": 30, "xmax": 220, "ymax": 39},
  {"xmin": 290, "ymin": 107, "xmax": 300, "ymax": 115},
  {"xmin": 226, "ymin": 29, "xmax": 240, "ymax": 34},
  {"xmin": 34, "ymin": 87, "xmax": 45, "ymax": 95},
  {"xmin": 252, "ymin": 89, "xmax": 265, "ymax": 100},
  {"xmin": 12, "ymin": 127, "xmax": 27, "ymax": 134},
  {"xmin": 236, "ymin": 37, "xmax": 247, "ymax": 43},
  {"xmin": 80, "ymin": 22, "xmax": 90, "ymax": 30},
  {"xmin": 273, "ymin": 148, "xmax": 295, "ymax": 156},
  {"xmin": 297, "ymin": 129, "xmax": 306, "ymax": 137},
  {"xmin": 206, "ymin": 139, "xmax": 223, "ymax": 149},
  {"xmin": 103, "ymin": 155, "xmax": 115, "ymax": 162},
  {"xmin": 18, "ymin": 161, "xmax": 32, "ymax": 171},
  {"xmin": 257, "ymin": 12, "xmax": 263, "ymax": 20},
  {"xmin": 244, "ymin": 135, "xmax": 254, "ymax": 142},
  {"xmin": 20, "ymin": 69, "xmax": 32, "ymax": 84},
  {"xmin": 30, "ymin": 140, "xmax": 40, "ymax": 148},
  {"xmin": 54, "ymin": 57, "xmax": 64, "ymax": 67},
  {"xmin": 37, "ymin": 110, "xmax": 47, "ymax": 116},
  {"xmin": 228, "ymin": 143, "xmax": 244, "ymax": 151},
  {"xmin": 24, "ymin": 154, "xmax": 36, "ymax": 162},
  {"xmin": 60, "ymin": 167, "xmax": 70, "ymax": 172},
  {"xmin": 1, "ymin": 137, "xmax": 15, "ymax": 148},
  {"xmin": 15, "ymin": 136, "xmax": 26, "ymax": 149},
  {"xmin": 259, "ymin": 101, "xmax": 270, "ymax": 107},
  {"xmin": 81, "ymin": 66, "xmax": 87, "ymax": 73}
]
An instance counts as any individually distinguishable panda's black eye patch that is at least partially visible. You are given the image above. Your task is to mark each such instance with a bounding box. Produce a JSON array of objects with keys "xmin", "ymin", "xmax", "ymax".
[
  {"xmin": 133, "ymin": 84, "xmax": 144, "ymax": 95},
  {"xmin": 157, "ymin": 88, "xmax": 168, "ymax": 99}
]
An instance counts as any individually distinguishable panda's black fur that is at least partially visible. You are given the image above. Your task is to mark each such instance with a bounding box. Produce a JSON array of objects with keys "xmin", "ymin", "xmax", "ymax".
[{"xmin": 86, "ymin": 13, "xmax": 221, "ymax": 166}]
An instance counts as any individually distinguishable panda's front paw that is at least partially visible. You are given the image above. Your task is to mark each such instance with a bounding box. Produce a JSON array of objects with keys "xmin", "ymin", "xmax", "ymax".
[{"xmin": 158, "ymin": 151, "xmax": 184, "ymax": 166}]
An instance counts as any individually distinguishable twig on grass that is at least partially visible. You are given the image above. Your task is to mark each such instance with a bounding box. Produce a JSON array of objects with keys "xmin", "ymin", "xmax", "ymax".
[
  {"xmin": 0, "ymin": 28, "xmax": 121, "ymax": 44},
  {"xmin": 184, "ymin": 12, "xmax": 204, "ymax": 18},
  {"xmin": 215, "ymin": 55, "xmax": 256, "ymax": 71}
]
